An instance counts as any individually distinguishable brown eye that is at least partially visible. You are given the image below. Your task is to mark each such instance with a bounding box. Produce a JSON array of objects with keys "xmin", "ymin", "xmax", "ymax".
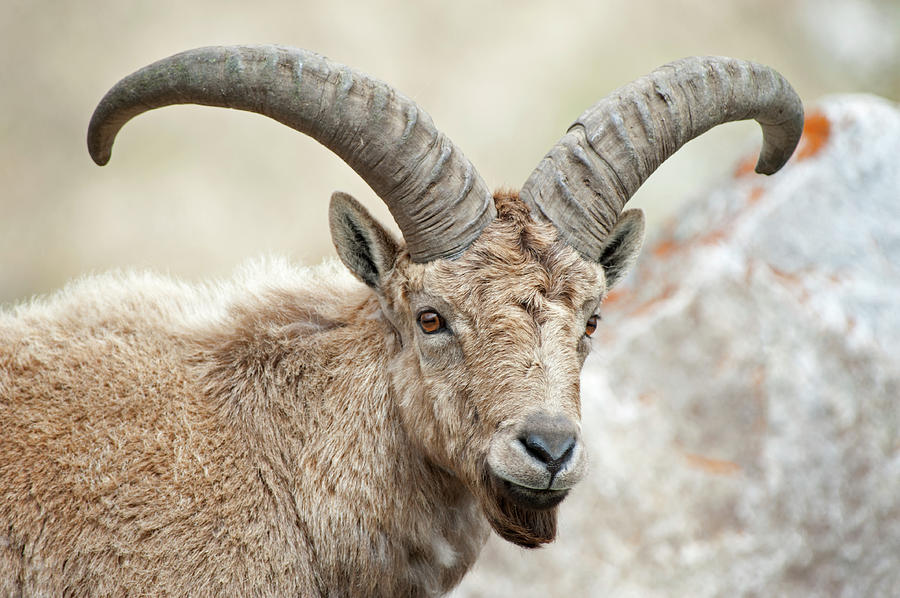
[
  {"xmin": 585, "ymin": 314, "xmax": 599, "ymax": 337},
  {"xmin": 417, "ymin": 310, "xmax": 445, "ymax": 334}
]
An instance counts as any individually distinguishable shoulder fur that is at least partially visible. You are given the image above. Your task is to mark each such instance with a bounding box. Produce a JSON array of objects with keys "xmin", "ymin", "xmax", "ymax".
[{"xmin": 1, "ymin": 257, "xmax": 366, "ymax": 335}]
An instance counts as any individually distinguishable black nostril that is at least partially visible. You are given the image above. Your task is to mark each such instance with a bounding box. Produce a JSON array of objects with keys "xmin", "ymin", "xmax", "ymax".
[{"xmin": 521, "ymin": 433, "xmax": 576, "ymax": 468}]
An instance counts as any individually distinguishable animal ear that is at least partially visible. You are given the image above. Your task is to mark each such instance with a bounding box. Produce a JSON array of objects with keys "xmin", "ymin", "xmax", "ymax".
[
  {"xmin": 329, "ymin": 191, "xmax": 401, "ymax": 290},
  {"xmin": 598, "ymin": 209, "xmax": 645, "ymax": 289}
]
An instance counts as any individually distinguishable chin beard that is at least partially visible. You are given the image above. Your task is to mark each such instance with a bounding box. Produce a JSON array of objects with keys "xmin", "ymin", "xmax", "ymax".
[{"xmin": 476, "ymin": 471, "xmax": 560, "ymax": 548}]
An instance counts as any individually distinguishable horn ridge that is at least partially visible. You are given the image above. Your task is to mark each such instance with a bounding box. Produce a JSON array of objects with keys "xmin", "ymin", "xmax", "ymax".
[
  {"xmin": 521, "ymin": 56, "xmax": 803, "ymax": 262},
  {"xmin": 87, "ymin": 44, "xmax": 495, "ymax": 262}
]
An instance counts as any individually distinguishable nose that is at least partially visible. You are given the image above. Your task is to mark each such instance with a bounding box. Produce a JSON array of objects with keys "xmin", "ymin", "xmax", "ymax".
[
  {"xmin": 521, "ymin": 432, "xmax": 576, "ymax": 471},
  {"xmin": 519, "ymin": 413, "xmax": 578, "ymax": 473},
  {"xmin": 487, "ymin": 410, "xmax": 586, "ymax": 493}
]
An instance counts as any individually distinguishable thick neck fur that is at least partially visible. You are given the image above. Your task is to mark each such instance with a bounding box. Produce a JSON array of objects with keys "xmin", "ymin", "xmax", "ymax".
[
  {"xmin": 0, "ymin": 261, "xmax": 487, "ymax": 597},
  {"xmin": 190, "ymin": 278, "xmax": 490, "ymax": 594}
]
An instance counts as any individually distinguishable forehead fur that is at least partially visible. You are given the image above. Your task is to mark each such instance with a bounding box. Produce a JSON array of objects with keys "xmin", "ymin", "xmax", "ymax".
[{"xmin": 414, "ymin": 192, "xmax": 604, "ymax": 311}]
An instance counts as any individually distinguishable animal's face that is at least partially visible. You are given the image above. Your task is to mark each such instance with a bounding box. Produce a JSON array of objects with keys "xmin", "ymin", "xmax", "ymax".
[
  {"xmin": 332, "ymin": 193, "xmax": 629, "ymax": 546},
  {"xmin": 391, "ymin": 196, "xmax": 605, "ymax": 545}
]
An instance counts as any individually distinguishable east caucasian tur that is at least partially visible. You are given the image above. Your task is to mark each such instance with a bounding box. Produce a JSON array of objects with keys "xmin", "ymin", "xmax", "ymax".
[{"xmin": 0, "ymin": 46, "xmax": 803, "ymax": 596}]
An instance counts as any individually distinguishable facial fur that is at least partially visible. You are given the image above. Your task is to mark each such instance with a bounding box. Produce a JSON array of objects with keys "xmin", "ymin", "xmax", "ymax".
[{"xmin": 374, "ymin": 193, "xmax": 607, "ymax": 547}]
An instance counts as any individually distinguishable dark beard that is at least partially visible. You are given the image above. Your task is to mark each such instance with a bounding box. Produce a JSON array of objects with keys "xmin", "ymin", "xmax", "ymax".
[{"xmin": 477, "ymin": 471, "xmax": 558, "ymax": 548}]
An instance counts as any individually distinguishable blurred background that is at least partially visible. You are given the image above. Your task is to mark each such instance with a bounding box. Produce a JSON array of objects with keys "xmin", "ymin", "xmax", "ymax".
[{"xmin": 2, "ymin": 0, "xmax": 899, "ymax": 306}]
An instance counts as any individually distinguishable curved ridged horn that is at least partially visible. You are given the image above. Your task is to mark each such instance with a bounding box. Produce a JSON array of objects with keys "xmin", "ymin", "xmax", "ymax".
[
  {"xmin": 520, "ymin": 56, "xmax": 804, "ymax": 262},
  {"xmin": 88, "ymin": 45, "xmax": 495, "ymax": 263}
]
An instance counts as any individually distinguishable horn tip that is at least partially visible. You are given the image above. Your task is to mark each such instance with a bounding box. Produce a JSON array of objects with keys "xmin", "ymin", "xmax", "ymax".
[
  {"xmin": 87, "ymin": 140, "xmax": 111, "ymax": 166},
  {"xmin": 87, "ymin": 121, "xmax": 112, "ymax": 166},
  {"xmin": 753, "ymin": 163, "xmax": 776, "ymax": 176},
  {"xmin": 90, "ymin": 150, "xmax": 111, "ymax": 166},
  {"xmin": 753, "ymin": 154, "xmax": 789, "ymax": 176}
]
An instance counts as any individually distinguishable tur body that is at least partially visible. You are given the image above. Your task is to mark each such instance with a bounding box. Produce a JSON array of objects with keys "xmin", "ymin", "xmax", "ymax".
[{"xmin": 0, "ymin": 46, "xmax": 803, "ymax": 596}]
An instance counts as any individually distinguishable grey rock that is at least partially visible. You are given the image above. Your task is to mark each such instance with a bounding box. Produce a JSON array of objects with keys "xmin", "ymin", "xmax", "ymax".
[{"xmin": 455, "ymin": 95, "xmax": 900, "ymax": 598}]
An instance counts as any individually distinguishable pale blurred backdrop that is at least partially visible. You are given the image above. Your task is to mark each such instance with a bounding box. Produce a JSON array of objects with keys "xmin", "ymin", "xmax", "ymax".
[{"xmin": 3, "ymin": 0, "xmax": 899, "ymax": 305}]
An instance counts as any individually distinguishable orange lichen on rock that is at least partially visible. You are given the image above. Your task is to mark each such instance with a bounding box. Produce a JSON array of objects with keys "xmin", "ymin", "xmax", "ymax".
[
  {"xmin": 751, "ymin": 365, "xmax": 766, "ymax": 391},
  {"xmin": 698, "ymin": 229, "xmax": 728, "ymax": 246},
  {"xmin": 747, "ymin": 186, "xmax": 765, "ymax": 204},
  {"xmin": 603, "ymin": 288, "xmax": 629, "ymax": 305},
  {"xmin": 767, "ymin": 264, "xmax": 811, "ymax": 303},
  {"xmin": 794, "ymin": 112, "xmax": 831, "ymax": 160},
  {"xmin": 650, "ymin": 228, "xmax": 728, "ymax": 260},
  {"xmin": 767, "ymin": 264, "xmax": 802, "ymax": 285},
  {"xmin": 682, "ymin": 452, "xmax": 742, "ymax": 476},
  {"xmin": 733, "ymin": 154, "xmax": 758, "ymax": 178},
  {"xmin": 630, "ymin": 284, "xmax": 676, "ymax": 316},
  {"xmin": 652, "ymin": 238, "xmax": 683, "ymax": 258}
]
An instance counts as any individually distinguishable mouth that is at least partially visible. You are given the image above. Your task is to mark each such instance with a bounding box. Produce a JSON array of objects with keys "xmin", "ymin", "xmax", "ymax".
[{"xmin": 496, "ymin": 477, "xmax": 569, "ymax": 511}]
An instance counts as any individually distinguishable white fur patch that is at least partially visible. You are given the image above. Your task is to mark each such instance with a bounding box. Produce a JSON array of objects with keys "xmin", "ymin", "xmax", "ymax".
[{"xmin": 432, "ymin": 533, "xmax": 458, "ymax": 569}]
